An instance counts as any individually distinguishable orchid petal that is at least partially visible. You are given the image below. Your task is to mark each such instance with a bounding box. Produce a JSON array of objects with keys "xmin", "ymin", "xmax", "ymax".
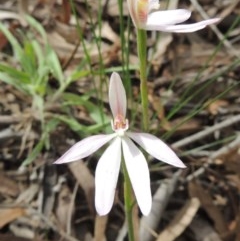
[
  {"xmin": 122, "ymin": 137, "xmax": 152, "ymax": 215},
  {"xmin": 146, "ymin": 18, "xmax": 220, "ymax": 33},
  {"xmin": 95, "ymin": 137, "xmax": 122, "ymax": 215},
  {"xmin": 127, "ymin": 132, "xmax": 186, "ymax": 168},
  {"xmin": 147, "ymin": 9, "xmax": 191, "ymax": 26},
  {"xmin": 109, "ymin": 72, "xmax": 127, "ymax": 118},
  {"xmin": 54, "ymin": 134, "xmax": 116, "ymax": 164}
]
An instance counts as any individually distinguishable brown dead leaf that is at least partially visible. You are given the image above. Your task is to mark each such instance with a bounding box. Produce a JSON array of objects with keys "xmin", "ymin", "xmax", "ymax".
[
  {"xmin": 148, "ymin": 92, "xmax": 171, "ymax": 131},
  {"xmin": 170, "ymin": 117, "xmax": 201, "ymax": 134},
  {"xmin": 0, "ymin": 29, "xmax": 8, "ymax": 50},
  {"xmin": 189, "ymin": 181, "xmax": 228, "ymax": 235},
  {"xmin": 156, "ymin": 198, "xmax": 200, "ymax": 241},
  {"xmin": 61, "ymin": 0, "xmax": 71, "ymax": 23},
  {"xmin": 101, "ymin": 22, "xmax": 120, "ymax": 44},
  {"xmin": 226, "ymin": 175, "xmax": 240, "ymax": 192},
  {"xmin": 206, "ymin": 99, "xmax": 229, "ymax": 115},
  {"xmin": 140, "ymin": 171, "xmax": 182, "ymax": 241},
  {"xmin": 0, "ymin": 173, "xmax": 20, "ymax": 197},
  {"xmin": 68, "ymin": 161, "xmax": 95, "ymax": 213},
  {"xmin": 235, "ymin": 210, "xmax": 240, "ymax": 241},
  {"xmin": 189, "ymin": 216, "xmax": 222, "ymax": 241},
  {"xmin": 223, "ymin": 148, "xmax": 240, "ymax": 176},
  {"xmin": 132, "ymin": 202, "xmax": 139, "ymax": 241},
  {"xmin": 55, "ymin": 21, "xmax": 79, "ymax": 45},
  {"xmin": 107, "ymin": 0, "xmax": 128, "ymax": 17},
  {"xmin": 151, "ymin": 34, "xmax": 173, "ymax": 74},
  {"xmin": 56, "ymin": 185, "xmax": 73, "ymax": 231},
  {"xmin": 94, "ymin": 215, "xmax": 108, "ymax": 241},
  {"xmin": 0, "ymin": 233, "xmax": 43, "ymax": 241},
  {"xmin": 0, "ymin": 208, "xmax": 26, "ymax": 228}
]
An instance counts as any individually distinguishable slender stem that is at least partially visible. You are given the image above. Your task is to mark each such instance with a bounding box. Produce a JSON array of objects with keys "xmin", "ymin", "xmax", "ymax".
[
  {"xmin": 122, "ymin": 159, "xmax": 135, "ymax": 241},
  {"xmin": 137, "ymin": 28, "xmax": 149, "ymax": 131}
]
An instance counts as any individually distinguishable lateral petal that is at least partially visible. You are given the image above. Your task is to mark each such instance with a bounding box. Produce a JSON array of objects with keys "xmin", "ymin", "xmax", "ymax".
[
  {"xmin": 122, "ymin": 137, "xmax": 152, "ymax": 215},
  {"xmin": 127, "ymin": 132, "xmax": 186, "ymax": 168},
  {"xmin": 95, "ymin": 137, "xmax": 122, "ymax": 215},
  {"xmin": 54, "ymin": 134, "xmax": 116, "ymax": 164},
  {"xmin": 109, "ymin": 72, "xmax": 127, "ymax": 118},
  {"xmin": 146, "ymin": 18, "xmax": 220, "ymax": 33},
  {"xmin": 147, "ymin": 9, "xmax": 191, "ymax": 26}
]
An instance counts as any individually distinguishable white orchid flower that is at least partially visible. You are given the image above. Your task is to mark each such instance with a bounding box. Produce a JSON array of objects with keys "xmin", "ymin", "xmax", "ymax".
[
  {"xmin": 127, "ymin": 0, "xmax": 220, "ymax": 32},
  {"xmin": 55, "ymin": 72, "xmax": 185, "ymax": 216}
]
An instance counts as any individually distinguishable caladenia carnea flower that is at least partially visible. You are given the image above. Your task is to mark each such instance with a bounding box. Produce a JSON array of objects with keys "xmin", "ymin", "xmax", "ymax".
[
  {"xmin": 55, "ymin": 72, "xmax": 185, "ymax": 216},
  {"xmin": 127, "ymin": 0, "xmax": 220, "ymax": 32}
]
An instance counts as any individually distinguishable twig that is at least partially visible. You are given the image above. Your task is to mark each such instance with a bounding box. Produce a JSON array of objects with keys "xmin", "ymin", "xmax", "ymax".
[
  {"xmin": 189, "ymin": 0, "xmax": 239, "ymax": 57},
  {"xmin": 62, "ymin": 39, "xmax": 81, "ymax": 71},
  {"xmin": 139, "ymin": 170, "xmax": 182, "ymax": 241},
  {"xmin": 0, "ymin": 128, "xmax": 21, "ymax": 140},
  {"xmin": 0, "ymin": 115, "xmax": 22, "ymax": 124},
  {"xmin": 28, "ymin": 208, "xmax": 81, "ymax": 241},
  {"xmin": 0, "ymin": 203, "xmax": 80, "ymax": 241},
  {"xmin": 172, "ymin": 114, "xmax": 240, "ymax": 149},
  {"xmin": 116, "ymin": 221, "xmax": 127, "ymax": 241},
  {"xmin": 67, "ymin": 182, "xmax": 78, "ymax": 235},
  {"xmin": 156, "ymin": 198, "xmax": 200, "ymax": 241},
  {"xmin": 18, "ymin": 0, "xmax": 28, "ymax": 14},
  {"xmin": 186, "ymin": 135, "xmax": 240, "ymax": 181}
]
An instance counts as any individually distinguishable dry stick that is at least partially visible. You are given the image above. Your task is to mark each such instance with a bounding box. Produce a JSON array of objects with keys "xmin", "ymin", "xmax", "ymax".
[
  {"xmin": 156, "ymin": 198, "xmax": 201, "ymax": 241},
  {"xmin": 0, "ymin": 203, "xmax": 81, "ymax": 241},
  {"xmin": 28, "ymin": 208, "xmax": 81, "ymax": 241},
  {"xmin": 139, "ymin": 116, "xmax": 240, "ymax": 239},
  {"xmin": 62, "ymin": 40, "xmax": 81, "ymax": 71},
  {"xmin": 67, "ymin": 182, "xmax": 78, "ymax": 235},
  {"xmin": 189, "ymin": 0, "xmax": 239, "ymax": 57},
  {"xmin": 0, "ymin": 115, "xmax": 22, "ymax": 124},
  {"xmin": 0, "ymin": 128, "xmax": 22, "ymax": 139},
  {"xmin": 139, "ymin": 170, "xmax": 182, "ymax": 241},
  {"xmin": 186, "ymin": 135, "xmax": 240, "ymax": 182},
  {"xmin": 116, "ymin": 220, "xmax": 127, "ymax": 241},
  {"xmin": 172, "ymin": 114, "xmax": 240, "ymax": 149},
  {"xmin": 172, "ymin": 114, "xmax": 240, "ymax": 181},
  {"xmin": 18, "ymin": 0, "xmax": 28, "ymax": 14}
]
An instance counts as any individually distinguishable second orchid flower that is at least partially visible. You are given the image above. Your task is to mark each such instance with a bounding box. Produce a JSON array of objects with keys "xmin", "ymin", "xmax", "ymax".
[{"xmin": 127, "ymin": 0, "xmax": 220, "ymax": 32}]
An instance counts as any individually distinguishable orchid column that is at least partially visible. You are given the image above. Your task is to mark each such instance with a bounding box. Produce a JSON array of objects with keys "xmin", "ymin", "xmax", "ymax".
[{"xmin": 127, "ymin": 0, "xmax": 220, "ymax": 131}]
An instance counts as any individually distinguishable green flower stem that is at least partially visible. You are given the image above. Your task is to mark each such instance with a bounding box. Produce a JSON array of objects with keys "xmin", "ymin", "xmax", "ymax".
[
  {"xmin": 123, "ymin": 159, "xmax": 135, "ymax": 241},
  {"xmin": 137, "ymin": 28, "xmax": 149, "ymax": 131}
]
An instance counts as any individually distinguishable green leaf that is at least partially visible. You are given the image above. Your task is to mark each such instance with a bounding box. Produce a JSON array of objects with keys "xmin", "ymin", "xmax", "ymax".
[
  {"xmin": 45, "ymin": 46, "xmax": 64, "ymax": 84},
  {"xmin": 62, "ymin": 92, "xmax": 109, "ymax": 124},
  {"xmin": 21, "ymin": 119, "xmax": 60, "ymax": 167},
  {"xmin": 0, "ymin": 22, "xmax": 23, "ymax": 60},
  {"xmin": 22, "ymin": 40, "xmax": 37, "ymax": 75},
  {"xmin": 69, "ymin": 69, "xmax": 90, "ymax": 82},
  {"xmin": 32, "ymin": 40, "xmax": 45, "ymax": 70},
  {"xmin": 25, "ymin": 15, "xmax": 47, "ymax": 44},
  {"xmin": 21, "ymin": 139, "xmax": 45, "ymax": 167},
  {"xmin": 0, "ymin": 64, "xmax": 30, "ymax": 83},
  {"xmin": 43, "ymin": 119, "xmax": 60, "ymax": 150},
  {"xmin": 0, "ymin": 72, "xmax": 29, "ymax": 93},
  {"xmin": 54, "ymin": 115, "xmax": 84, "ymax": 132}
]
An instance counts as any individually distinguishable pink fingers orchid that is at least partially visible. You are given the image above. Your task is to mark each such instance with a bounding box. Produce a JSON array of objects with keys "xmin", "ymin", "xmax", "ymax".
[
  {"xmin": 127, "ymin": 0, "xmax": 220, "ymax": 32},
  {"xmin": 54, "ymin": 72, "xmax": 185, "ymax": 216}
]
